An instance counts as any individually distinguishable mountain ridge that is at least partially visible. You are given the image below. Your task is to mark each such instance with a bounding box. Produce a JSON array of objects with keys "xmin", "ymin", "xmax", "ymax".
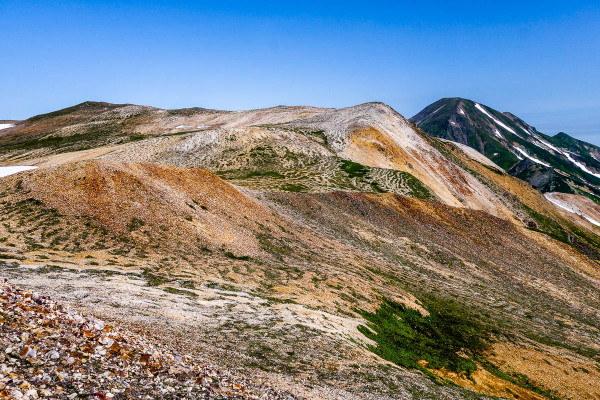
[
  {"xmin": 411, "ymin": 97, "xmax": 600, "ymax": 197},
  {"xmin": 2, "ymin": 99, "xmax": 600, "ymax": 400}
]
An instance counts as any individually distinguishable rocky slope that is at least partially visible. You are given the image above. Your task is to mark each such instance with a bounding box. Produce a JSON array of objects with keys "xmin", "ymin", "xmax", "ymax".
[
  {"xmin": 411, "ymin": 97, "xmax": 600, "ymax": 197},
  {"xmin": 1, "ymin": 101, "xmax": 600, "ymax": 399},
  {"xmin": 0, "ymin": 281, "xmax": 296, "ymax": 400},
  {"xmin": 0, "ymin": 101, "xmax": 327, "ymax": 163},
  {"xmin": 0, "ymin": 101, "xmax": 529, "ymax": 217}
]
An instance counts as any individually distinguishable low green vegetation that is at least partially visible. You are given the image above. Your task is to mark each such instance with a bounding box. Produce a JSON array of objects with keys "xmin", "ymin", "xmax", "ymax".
[
  {"xmin": 279, "ymin": 183, "xmax": 308, "ymax": 192},
  {"xmin": 162, "ymin": 286, "xmax": 198, "ymax": 297},
  {"xmin": 307, "ymin": 130, "xmax": 328, "ymax": 146},
  {"xmin": 126, "ymin": 217, "xmax": 145, "ymax": 231},
  {"xmin": 357, "ymin": 298, "xmax": 488, "ymax": 376},
  {"xmin": 340, "ymin": 159, "xmax": 369, "ymax": 179},
  {"xmin": 27, "ymin": 103, "xmax": 97, "ymax": 121},
  {"xmin": 523, "ymin": 204, "xmax": 600, "ymax": 260},
  {"xmin": 358, "ymin": 297, "xmax": 572, "ymax": 398},
  {"xmin": 212, "ymin": 141, "xmax": 433, "ymax": 198},
  {"xmin": 522, "ymin": 205, "xmax": 570, "ymax": 244},
  {"xmin": 394, "ymin": 171, "xmax": 433, "ymax": 199},
  {"xmin": 0, "ymin": 126, "xmax": 123, "ymax": 156},
  {"xmin": 238, "ymin": 170, "xmax": 285, "ymax": 179},
  {"xmin": 224, "ymin": 251, "xmax": 251, "ymax": 261},
  {"xmin": 141, "ymin": 267, "xmax": 169, "ymax": 286},
  {"xmin": 575, "ymin": 188, "xmax": 600, "ymax": 206}
]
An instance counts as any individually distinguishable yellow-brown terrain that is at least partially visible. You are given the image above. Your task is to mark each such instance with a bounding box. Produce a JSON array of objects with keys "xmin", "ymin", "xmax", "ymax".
[{"xmin": 1, "ymin": 101, "xmax": 599, "ymax": 400}]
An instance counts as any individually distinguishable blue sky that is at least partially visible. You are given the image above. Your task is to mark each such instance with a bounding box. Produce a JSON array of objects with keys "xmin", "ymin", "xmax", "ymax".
[{"xmin": 1, "ymin": 1, "xmax": 599, "ymax": 143}]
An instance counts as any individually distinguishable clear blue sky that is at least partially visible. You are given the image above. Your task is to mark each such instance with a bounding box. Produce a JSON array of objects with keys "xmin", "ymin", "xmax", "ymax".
[{"xmin": 1, "ymin": 1, "xmax": 599, "ymax": 143}]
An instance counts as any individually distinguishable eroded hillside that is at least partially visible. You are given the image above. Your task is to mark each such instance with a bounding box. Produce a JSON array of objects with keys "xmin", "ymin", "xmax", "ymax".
[{"xmin": 1, "ymin": 101, "xmax": 600, "ymax": 400}]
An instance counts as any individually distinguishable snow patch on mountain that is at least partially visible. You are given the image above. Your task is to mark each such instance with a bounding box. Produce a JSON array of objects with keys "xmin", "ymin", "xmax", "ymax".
[
  {"xmin": 530, "ymin": 139, "xmax": 558, "ymax": 153},
  {"xmin": 0, "ymin": 123, "xmax": 15, "ymax": 130},
  {"xmin": 514, "ymin": 148, "xmax": 551, "ymax": 167},
  {"xmin": 0, "ymin": 166, "xmax": 38, "ymax": 178},
  {"xmin": 474, "ymin": 103, "xmax": 517, "ymax": 135},
  {"xmin": 532, "ymin": 137, "xmax": 561, "ymax": 153},
  {"xmin": 545, "ymin": 193, "xmax": 600, "ymax": 227},
  {"xmin": 539, "ymin": 139, "xmax": 560, "ymax": 153},
  {"xmin": 563, "ymin": 152, "xmax": 600, "ymax": 179}
]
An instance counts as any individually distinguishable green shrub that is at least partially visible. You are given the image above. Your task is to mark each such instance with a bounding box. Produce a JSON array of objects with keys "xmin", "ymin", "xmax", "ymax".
[
  {"xmin": 224, "ymin": 251, "xmax": 251, "ymax": 261},
  {"xmin": 126, "ymin": 217, "xmax": 146, "ymax": 231},
  {"xmin": 341, "ymin": 159, "xmax": 369, "ymax": 178},
  {"xmin": 357, "ymin": 298, "xmax": 488, "ymax": 375}
]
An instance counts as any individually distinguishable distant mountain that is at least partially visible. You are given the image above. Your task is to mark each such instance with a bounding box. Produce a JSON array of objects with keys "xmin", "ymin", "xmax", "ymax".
[{"xmin": 411, "ymin": 97, "xmax": 600, "ymax": 197}]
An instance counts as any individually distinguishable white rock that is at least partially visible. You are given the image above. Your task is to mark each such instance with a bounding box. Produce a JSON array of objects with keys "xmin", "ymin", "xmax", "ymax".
[
  {"xmin": 24, "ymin": 347, "xmax": 37, "ymax": 358},
  {"xmin": 93, "ymin": 319, "xmax": 106, "ymax": 330},
  {"xmin": 47, "ymin": 350, "xmax": 60, "ymax": 359}
]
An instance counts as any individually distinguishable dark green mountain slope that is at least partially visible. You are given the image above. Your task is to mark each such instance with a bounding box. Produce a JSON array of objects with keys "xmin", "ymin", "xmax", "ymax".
[{"xmin": 411, "ymin": 98, "xmax": 600, "ymax": 196}]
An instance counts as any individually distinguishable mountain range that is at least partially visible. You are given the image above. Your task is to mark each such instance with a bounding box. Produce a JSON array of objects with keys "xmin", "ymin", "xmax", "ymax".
[
  {"xmin": 411, "ymin": 97, "xmax": 600, "ymax": 198},
  {"xmin": 1, "ymin": 99, "xmax": 599, "ymax": 400}
]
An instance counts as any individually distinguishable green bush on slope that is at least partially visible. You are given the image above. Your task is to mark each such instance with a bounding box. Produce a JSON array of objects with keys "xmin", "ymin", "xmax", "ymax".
[{"xmin": 357, "ymin": 298, "xmax": 488, "ymax": 376}]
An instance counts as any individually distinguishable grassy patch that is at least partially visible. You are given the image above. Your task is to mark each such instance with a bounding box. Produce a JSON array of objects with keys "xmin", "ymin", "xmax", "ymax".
[
  {"xmin": 128, "ymin": 134, "xmax": 147, "ymax": 141},
  {"xmin": 265, "ymin": 296, "xmax": 298, "ymax": 305},
  {"xmin": 482, "ymin": 164, "xmax": 505, "ymax": 175},
  {"xmin": 141, "ymin": 268, "xmax": 169, "ymax": 286},
  {"xmin": 238, "ymin": 170, "xmax": 285, "ymax": 179},
  {"xmin": 307, "ymin": 130, "xmax": 328, "ymax": 146},
  {"xmin": 523, "ymin": 204, "xmax": 600, "ymax": 259},
  {"xmin": 257, "ymin": 234, "xmax": 292, "ymax": 258},
  {"xmin": 341, "ymin": 159, "xmax": 369, "ymax": 179},
  {"xmin": 575, "ymin": 188, "xmax": 600, "ymax": 206},
  {"xmin": 224, "ymin": 251, "xmax": 251, "ymax": 261},
  {"xmin": 279, "ymin": 183, "xmax": 308, "ymax": 192},
  {"xmin": 396, "ymin": 171, "xmax": 433, "ymax": 199},
  {"xmin": 357, "ymin": 298, "xmax": 488, "ymax": 376},
  {"xmin": 522, "ymin": 205, "xmax": 570, "ymax": 244},
  {"xmin": 126, "ymin": 217, "xmax": 145, "ymax": 231},
  {"xmin": 162, "ymin": 286, "xmax": 198, "ymax": 297}
]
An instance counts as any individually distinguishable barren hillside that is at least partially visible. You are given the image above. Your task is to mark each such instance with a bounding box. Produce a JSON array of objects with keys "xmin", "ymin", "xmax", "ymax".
[{"xmin": 1, "ymin": 101, "xmax": 599, "ymax": 400}]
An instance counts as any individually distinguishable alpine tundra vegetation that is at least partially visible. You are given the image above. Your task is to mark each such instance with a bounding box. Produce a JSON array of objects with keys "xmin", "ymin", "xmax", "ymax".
[{"xmin": 1, "ymin": 100, "xmax": 599, "ymax": 400}]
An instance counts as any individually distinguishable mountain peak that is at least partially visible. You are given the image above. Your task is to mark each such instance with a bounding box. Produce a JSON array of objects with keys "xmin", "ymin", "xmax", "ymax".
[
  {"xmin": 554, "ymin": 131, "xmax": 574, "ymax": 141},
  {"xmin": 26, "ymin": 101, "xmax": 131, "ymax": 122},
  {"xmin": 412, "ymin": 98, "xmax": 600, "ymax": 195}
]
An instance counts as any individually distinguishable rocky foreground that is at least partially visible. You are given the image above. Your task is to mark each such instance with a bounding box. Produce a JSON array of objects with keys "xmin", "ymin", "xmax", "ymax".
[{"xmin": 0, "ymin": 280, "xmax": 297, "ymax": 400}]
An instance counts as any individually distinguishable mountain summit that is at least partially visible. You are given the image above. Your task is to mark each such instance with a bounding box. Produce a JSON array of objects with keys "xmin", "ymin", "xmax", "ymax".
[{"xmin": 411, "ymin": 98, "xmax": 600, "ymax": 196}]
